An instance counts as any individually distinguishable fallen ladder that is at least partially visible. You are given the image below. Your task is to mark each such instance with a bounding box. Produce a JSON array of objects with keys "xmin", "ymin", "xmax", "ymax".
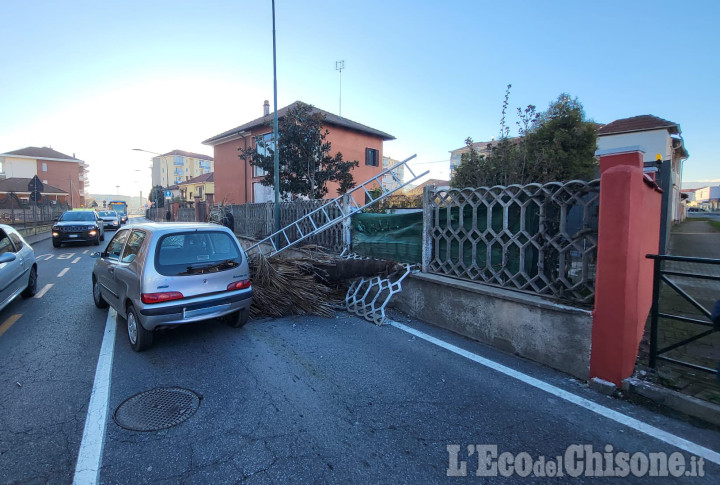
[{"xmin": 246, "ymin": 154, "xmax": 428, "ymax": 257}]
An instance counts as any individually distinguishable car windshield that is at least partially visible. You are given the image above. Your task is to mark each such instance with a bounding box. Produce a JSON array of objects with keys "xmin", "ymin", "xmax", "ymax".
[
  {"xmin": 155, "ymin": 231, "xmax": 241, "ymax": 276},
  {"xmin": 59, "ymin": 212, "xmax": 96, "ymax": 222},
  {"xmin": 98, "ymin": 211, "xmax": 117, "ymax": 217}
]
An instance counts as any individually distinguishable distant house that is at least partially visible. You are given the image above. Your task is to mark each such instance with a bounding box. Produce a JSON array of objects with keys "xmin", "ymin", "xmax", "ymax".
[
  {"xmin": 597, "ymin": 115, "xmax": 688, "ymax": 222},
  {"xmin": 404, "ymin": 178, "xmax": 450, "ymax": 197},
  {"xmin": 0, "ymin": 147, "xmax": 89, "ymax": 207},
  {"xmin": 177, "ymin": 172, "xmax": 214, "ymax": 206},
  {"xmin": 0, "ymin": 177, "xmax": 69, "ymax": 206},
  {"xmin": 202, "ymin": 101, "xmax": 395, "ymax": 206},
  {"xmin": 150, "ymin": 149, "xmax": 213, "ymax": 188},
  {"xmin": 381, "ymin": 156, "xmax": 406, "ymax": 192},
  {"xmin": 449, "ymin": 138, "xmax": 522, "ymax": 179},
  {"xmin": 692, "ymin": 186, "xmax": 720, "ymax": 211}
]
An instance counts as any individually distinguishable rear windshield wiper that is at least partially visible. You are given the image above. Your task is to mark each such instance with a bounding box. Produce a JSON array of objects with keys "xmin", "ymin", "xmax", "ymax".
[{"xmin": 177, "ymin": 259, "xmax": 239, "ymax": 276}]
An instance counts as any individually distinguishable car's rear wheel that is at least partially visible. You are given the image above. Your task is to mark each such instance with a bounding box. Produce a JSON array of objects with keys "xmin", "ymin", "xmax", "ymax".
[
  {"xmin": 21, "ymin": 266, "xmax": 37, "ymax": 298},
  {"xmin": 92, "ymin": 277, "xmax": 108, "ymax": 308},
  {"xmin": 127, "ymin": 304, "xmax": 152, "ymax": 351},
  {"xmin": 226, "ymin": 308, "xmax": 250, "ymax": 328}
]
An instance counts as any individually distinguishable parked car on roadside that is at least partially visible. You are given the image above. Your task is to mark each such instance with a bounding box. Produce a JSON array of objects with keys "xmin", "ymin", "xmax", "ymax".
[
  {"xmin": 97, "ymin": 210, "xmax": 121, "ymax": 230},
  {"xmin": 0, "ymin": 224, "xmax": 37, "ymax": 312},
  {"xmin": 91, "ymin": 222, "xmax": 253, "ymax": 351},
  {"xmin": 51, "ymin": 210, "xmax": 105, "ymax": 248}
]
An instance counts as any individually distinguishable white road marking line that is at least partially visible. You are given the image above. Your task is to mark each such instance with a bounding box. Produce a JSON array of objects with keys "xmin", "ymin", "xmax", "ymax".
[
  {"xmin": 57, "ymin": 253, "xmax": 75, "ymax": 260},
  {"xmin": 72, "ymin": 257, "xmax": 81, "ymax": 264},
  {"xmin": 73, "ymin": 309, "xmax": 116, "ymax": 485},
  {"xmin": 33, "ymin": 284, "xmax": 53, "ymax": 299},
  {"xmin": 388, "ymin": 319, "xmax": 720, "ymax": 466},
  {"xmin": 83, "ymin": 250, "xmax": 89, "ymax": 254},
  {"xmin": 36, "ymin": 254, "xmax": 54, "ymax": 261},
  {"xmin": 58, "ymin": 268, "xmax": 70, "ymax": 277}
]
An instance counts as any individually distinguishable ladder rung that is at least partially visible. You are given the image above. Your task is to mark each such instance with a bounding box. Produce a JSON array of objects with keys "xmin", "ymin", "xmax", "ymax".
[{"xmin": 245, "ymin": 154, "xmax": 424, "ymax": 257}]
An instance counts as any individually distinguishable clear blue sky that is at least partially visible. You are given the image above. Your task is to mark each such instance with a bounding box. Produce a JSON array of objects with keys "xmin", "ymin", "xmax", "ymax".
[{"xmin": 1, "ymin": 0, "xmax": 718, "ymax": 196}]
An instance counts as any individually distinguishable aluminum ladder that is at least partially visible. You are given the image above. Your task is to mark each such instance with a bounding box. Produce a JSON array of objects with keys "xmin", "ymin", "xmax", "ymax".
[{"xmin": 246, "ymin": 154, "xmax": 428, "ymax": 257}]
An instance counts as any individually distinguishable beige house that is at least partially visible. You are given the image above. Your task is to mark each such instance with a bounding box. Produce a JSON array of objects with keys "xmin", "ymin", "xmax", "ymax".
[
  {"xmin": 177, "ymin": 172, "xmax": 214, "ymax": 205},
  {"xmin": 597, "ymin": 115, "xmax": 688, "ymax": 222}
]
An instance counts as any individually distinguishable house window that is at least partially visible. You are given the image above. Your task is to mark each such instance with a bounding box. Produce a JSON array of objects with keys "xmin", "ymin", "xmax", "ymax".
[
  {"xmin": 365, "ymin": 148, "xmax": 379, "ymax": 167},
  {"xmin": 198, "ymin": 187, "xmax": 203, "ymax": 198},
  {"xmin": 254, "ymin": 133, "xmax": 273, "ymax": 177},
  {"xmin": 42, "ymin": 163, "xmax": 47, "ymax": 172}
]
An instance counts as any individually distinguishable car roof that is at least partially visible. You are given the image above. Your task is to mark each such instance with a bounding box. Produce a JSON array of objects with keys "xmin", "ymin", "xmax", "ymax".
[{"xmin": 120, "ymin": 222, "xmax": 232, "ymax": 235}]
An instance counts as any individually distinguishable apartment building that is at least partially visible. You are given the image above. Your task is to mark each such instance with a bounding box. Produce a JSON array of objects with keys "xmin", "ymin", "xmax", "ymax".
[{"xmin": 151, "ymin": 150, "xmax": 214, "ymax": 188}]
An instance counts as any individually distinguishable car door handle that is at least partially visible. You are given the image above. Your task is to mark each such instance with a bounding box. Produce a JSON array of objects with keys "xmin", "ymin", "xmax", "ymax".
[{"xmin": 108, "ymin": 267, "xmax": 115, "ymax": 274}]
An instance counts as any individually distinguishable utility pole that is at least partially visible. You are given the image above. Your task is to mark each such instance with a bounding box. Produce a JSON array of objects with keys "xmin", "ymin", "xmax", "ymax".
[
  {"xmin": 272, "ymin": 0, "xmax": 280, "ymax": 237},
  {"xmin": 336, "ymin": 60, "xmax": 345, "ymax": 117}
]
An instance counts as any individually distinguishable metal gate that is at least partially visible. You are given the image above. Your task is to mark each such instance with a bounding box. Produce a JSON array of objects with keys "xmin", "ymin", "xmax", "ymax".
[{"xmin": 647, "ymin": 254, "xmax": 720, "ymax": 374}]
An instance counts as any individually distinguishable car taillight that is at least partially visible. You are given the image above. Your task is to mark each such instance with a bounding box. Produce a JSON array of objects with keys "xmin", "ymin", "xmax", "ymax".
[
  {"xmin": 227, "ymin": 280, "xmax": 251, "ymax": 291},
  {"xmin": 141, "ymin": 291, "xmax": 184, "ymax": 304}
]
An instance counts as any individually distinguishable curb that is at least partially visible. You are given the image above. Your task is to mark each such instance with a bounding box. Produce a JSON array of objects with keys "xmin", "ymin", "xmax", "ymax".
[{"xmin": 622, "ymin": 377, "xmax": 720, "ymax": 427}]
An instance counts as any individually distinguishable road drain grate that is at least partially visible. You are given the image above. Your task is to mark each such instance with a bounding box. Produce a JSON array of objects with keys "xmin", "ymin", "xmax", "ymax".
[{"xmin": 114, "ymin": 387, "xmax": 201, "ymax": 431}]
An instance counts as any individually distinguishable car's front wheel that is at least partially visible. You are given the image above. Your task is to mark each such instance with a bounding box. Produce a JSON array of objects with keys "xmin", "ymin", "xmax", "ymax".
[
  {"xmin": 126, "ymin": 304, "xmax": 152, "ymax": 351},
  {"xmin": 21, "ymin": 266, "xmax": 37, "ymax": 298},
  {"xmin": 226, "ymin": 308, "xmax": 250, "ymax": 328},
  {"xmin": 52, "ymin": 240, "xmax": 61, "ymax": 248},
  {"xmin": 92, "ymin": 277, "xmax": 108, "ymax": 309}
]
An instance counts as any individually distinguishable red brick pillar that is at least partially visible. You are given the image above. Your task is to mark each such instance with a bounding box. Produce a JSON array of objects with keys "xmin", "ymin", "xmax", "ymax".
[{"xmin": 590, "ymin": 147, "xmax": 661, "ymax": 386}]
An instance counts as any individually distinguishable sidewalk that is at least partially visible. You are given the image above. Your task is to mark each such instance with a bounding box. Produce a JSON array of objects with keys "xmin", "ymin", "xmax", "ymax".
[
  {"xmin": 24, "ymin": 229, "xmax": 52, "ymax": 246},
  {"xmin": 635, "ymin": 217, "xmax": 720, "ymax": 416}
]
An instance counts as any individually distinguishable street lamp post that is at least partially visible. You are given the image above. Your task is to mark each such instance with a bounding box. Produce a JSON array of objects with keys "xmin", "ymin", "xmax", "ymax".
[
  {"xmin": 272, "ymin": 0, "xmax": 280, "ymax": 238},
  {"xmin": 133, "ymin": 148, "xmax": 167, "ymax": 211}
]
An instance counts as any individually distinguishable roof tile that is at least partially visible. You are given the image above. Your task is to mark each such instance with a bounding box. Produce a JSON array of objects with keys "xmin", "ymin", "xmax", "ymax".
[
  {"xmin": 203, "ymin": 101, "xmax": 395, "ymax": 145},
  {"xmin": 597, "ymin": 115, "xmax": 679, "ymax": 136}
]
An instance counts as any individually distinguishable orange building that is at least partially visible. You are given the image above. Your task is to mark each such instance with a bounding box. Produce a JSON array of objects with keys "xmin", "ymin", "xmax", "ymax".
[
  {"xmin": 0, "ymin": 147, "xmax": 89, "ymax": 207},
  {"xmin": 202, "ymin": 101, "xmax": 395, "ymax": 206}
]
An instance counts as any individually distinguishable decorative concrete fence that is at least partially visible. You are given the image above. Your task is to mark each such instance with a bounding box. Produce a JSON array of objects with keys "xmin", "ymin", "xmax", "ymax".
[
  {"xmin": 395, "ymin": 147, "xmax": 661, "ymax": 382},
  {"xmin": 422, "ymin": 180, "xmax": 600, "ymax": 306}
]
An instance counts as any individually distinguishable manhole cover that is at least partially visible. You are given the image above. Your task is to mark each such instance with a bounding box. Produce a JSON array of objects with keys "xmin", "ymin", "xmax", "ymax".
[{"xmin": 114, "ymin": 387, "xmax": 201, "ymax": 431}]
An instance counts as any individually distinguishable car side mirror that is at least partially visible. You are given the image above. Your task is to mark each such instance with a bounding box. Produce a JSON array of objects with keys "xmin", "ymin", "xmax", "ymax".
[
  {"xmin": 53, "ymin": 218, "xmax": 59, "ymax": 222},
  {"xmin": 90, "ymin": 252, "xmax": 102, "ymax": 258},
  {"xmin": 0, "ymin": 253, "xmax": 17, "ymax": 264}
]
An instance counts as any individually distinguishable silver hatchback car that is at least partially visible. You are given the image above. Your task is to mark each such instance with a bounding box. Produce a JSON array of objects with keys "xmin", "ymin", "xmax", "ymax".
[
  {"xmin": 91, "ymin": 222, "xmax": 253, "ymax": 351},
  {"xmin": 0, "ymin": 224, "xmax": 37, "ymax": 312}
]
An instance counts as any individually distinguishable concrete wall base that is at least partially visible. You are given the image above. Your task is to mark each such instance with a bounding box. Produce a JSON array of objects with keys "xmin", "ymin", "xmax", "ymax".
[{"xmin": 391, "ymin": 273, "xmax": 593, "ymax": 379}]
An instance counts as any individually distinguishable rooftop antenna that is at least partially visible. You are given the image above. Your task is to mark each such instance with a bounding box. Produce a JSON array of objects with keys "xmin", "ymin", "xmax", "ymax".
[{"xmin": 336, "ymin": 60, "xmax": 345, "ymax": 117}]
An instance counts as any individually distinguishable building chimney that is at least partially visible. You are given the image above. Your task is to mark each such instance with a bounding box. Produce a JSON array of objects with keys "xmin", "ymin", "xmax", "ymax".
[{"xmin": 263, "ymin": 100, "xmax": 270, "ymax": 116}]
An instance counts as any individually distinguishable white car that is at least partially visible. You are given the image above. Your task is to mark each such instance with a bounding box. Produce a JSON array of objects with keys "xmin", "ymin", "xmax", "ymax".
[
  {"xmin": 97, "ymin": 210, "xmax": 121, "ymax": 230},
  {"xmin": 0, "ymin": 224, "xmax": 37, "ymax": 312}
]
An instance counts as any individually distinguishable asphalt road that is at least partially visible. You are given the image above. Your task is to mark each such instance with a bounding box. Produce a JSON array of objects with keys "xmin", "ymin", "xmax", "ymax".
[{"xmin": 1, "ymin": 220, "xmax": 719, "ymax": 483}]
